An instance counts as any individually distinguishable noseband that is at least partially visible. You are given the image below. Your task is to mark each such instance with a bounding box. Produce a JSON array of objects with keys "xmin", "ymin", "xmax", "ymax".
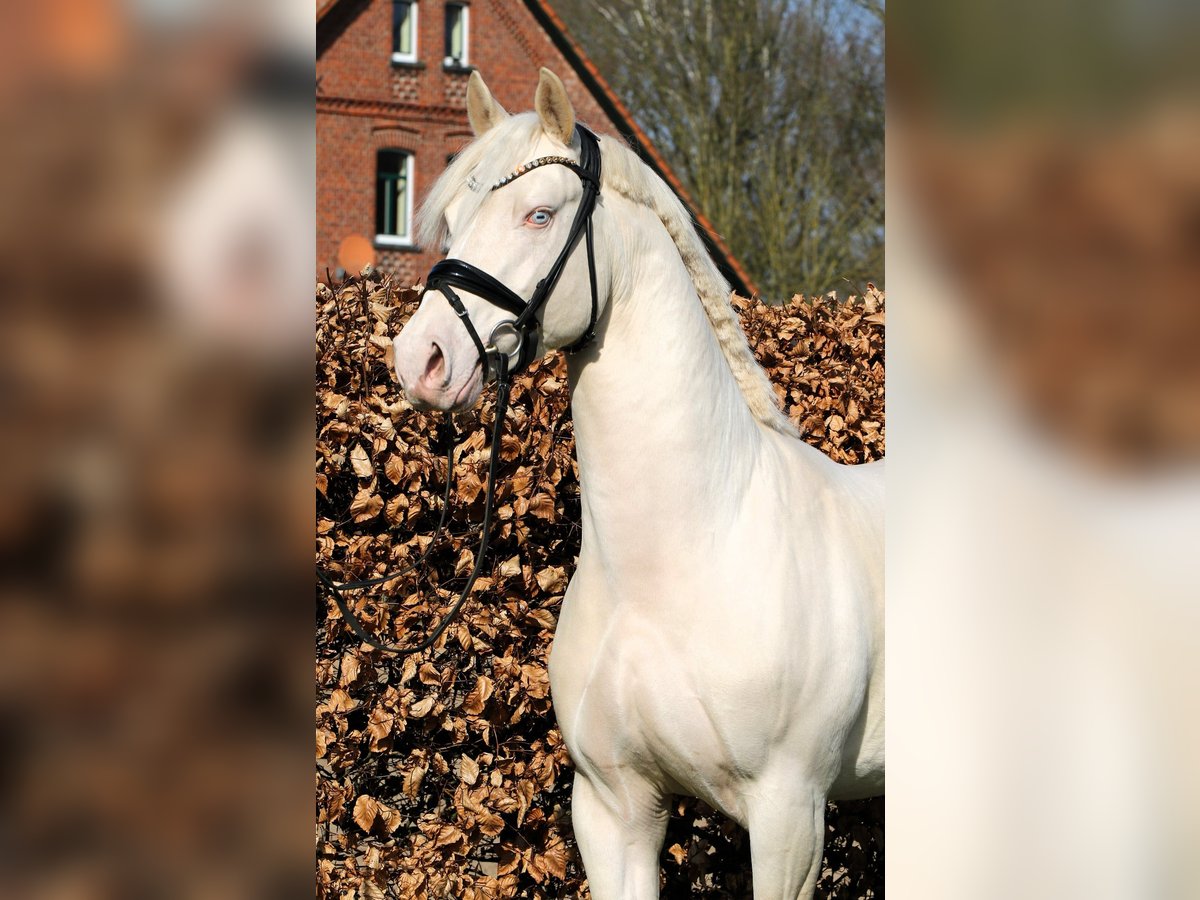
[
  {"xmin": 426, "ymin": 124, "xmax": 602, "ymax": 382},
  {"xmin": 318, "ymin": 126, "xmax": 603, "ymax": 656}
]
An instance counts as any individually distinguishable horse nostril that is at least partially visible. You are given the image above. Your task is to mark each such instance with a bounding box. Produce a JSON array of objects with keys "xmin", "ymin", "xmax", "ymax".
[{"xmin": 423, "ymin": 342, "xmax": 446, "ymax": 386}]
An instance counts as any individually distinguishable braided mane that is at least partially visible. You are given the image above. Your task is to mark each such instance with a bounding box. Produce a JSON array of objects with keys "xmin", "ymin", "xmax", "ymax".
[{"xmin": 596, "ymin": 133, "xmax": 798, "ymax": 436}]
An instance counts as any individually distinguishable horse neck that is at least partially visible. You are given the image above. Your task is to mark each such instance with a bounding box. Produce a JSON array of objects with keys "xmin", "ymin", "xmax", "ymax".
[{"xmin": 566, "ymin": 201, "xmax": 764, "ymax": 571}]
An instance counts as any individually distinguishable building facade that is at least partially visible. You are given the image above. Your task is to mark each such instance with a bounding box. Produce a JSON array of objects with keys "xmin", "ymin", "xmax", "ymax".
[{"xmin": 316, "ymin": 0, "xmax": 755, "ymax": 294}]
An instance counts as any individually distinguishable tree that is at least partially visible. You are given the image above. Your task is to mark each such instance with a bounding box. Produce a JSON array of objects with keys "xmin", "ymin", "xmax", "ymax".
[{"xmin": 553, "ymin": 0, "xmax": 883, "ymax": 300}]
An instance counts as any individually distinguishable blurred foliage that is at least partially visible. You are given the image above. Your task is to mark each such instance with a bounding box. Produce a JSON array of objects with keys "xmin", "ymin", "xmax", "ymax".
[
  {"xmin": 315, "ymin": 272, "xmax": 884, "ymax": 897},
  {"xmin": 895, "ymin": 113, "xmax": 1200, "ymax": 469},
  {"xmin": 552, "ymin": 0, "xmax": 883, "ymax": 300},
  {"xmin": 889, "ymin": 0, "xmax": 1200, "ymax": 124}
]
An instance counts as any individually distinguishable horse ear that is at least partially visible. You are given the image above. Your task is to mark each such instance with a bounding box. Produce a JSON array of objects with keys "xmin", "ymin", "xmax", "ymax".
[
  {"xmin": 467, "ymin": 71, "xmax": 508, "ymax": 135},
  {"xmin": 534, "ymin": 68, "xmax": 575, "ymax": 144}
]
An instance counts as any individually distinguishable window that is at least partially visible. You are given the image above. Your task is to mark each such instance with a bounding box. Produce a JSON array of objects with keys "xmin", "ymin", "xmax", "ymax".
[
  {"xmin": 375, "ymin": 150, "xmax": 414, "ymax": 246},
  {"xmin": 391, "ymin": 1, "xmax": 417, "ymax": 64},
  {"xmin": 444, "ymin": 3, "xmax": 468, "ymax": 67}
]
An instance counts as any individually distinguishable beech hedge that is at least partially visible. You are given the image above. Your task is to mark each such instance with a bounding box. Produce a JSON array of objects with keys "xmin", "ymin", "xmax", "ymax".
[{"xmin": 316, "ymin": 272, "xmax": 885, "ymax": 898}]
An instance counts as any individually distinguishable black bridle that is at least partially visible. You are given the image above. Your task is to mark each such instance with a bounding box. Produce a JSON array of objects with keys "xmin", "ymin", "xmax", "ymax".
[
  {"xmin": 318, "ymin": 125, "xmax": 602, "ymax": 656},
  {"xmin": 426, "ymin": 124, "xmax": 602, "ymax": 380}
]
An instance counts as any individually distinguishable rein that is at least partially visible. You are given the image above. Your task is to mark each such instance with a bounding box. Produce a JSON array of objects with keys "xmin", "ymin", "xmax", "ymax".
[{"xmin": 317, "ymin": 125, "xmax": 602, "ymax": 656}]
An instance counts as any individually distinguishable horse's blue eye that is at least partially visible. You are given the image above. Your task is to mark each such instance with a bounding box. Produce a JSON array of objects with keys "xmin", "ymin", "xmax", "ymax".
[{"xmin": 527, "ymin": 209, "xmax": 552, "ymax": 226}]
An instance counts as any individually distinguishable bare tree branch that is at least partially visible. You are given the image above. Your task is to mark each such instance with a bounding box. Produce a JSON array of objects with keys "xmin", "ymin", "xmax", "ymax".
[{"xmin": 554, "ymin": 0, "xmax": 883, "ymax": 299}]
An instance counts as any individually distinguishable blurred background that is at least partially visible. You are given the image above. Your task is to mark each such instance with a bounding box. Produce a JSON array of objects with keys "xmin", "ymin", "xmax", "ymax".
[
  {"xmin": 0, "ymin": 0, "xmax": 313, "ymax": 897},
  {"xmin": 888, "ymin": 0, "xmax": 1200, "ymax": 897}
]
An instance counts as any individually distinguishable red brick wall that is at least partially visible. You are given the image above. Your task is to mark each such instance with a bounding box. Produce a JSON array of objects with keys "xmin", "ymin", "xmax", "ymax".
[{"xmin": 317, "ymin": 0, "xmax": 621, "ymax": 282}]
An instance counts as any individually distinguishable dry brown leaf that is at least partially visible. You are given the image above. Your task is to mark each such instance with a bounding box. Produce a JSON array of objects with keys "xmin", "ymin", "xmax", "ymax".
[
  {"xmin": 534, "ymin": 566, "xmax": 567, "ymax": 595},
  {"xmin": 339, "ymin": 652, "xmax": 361, "ymax": 686},
  {"xmin": 349, "ymin": 487, "xmax": 383, "ymax": 523},
  {"xmin": 526, "ymin": 607, "xmax": 557, "ymax": 630},
  {"xmin": 402, "ymin": 761, "xmax": 427, "ymax": 800},
  {"xmin": 528, "ymin": 493, "xmax": 556, "ymax": 521},
  {"xmin": 520, "ymin": 664, "xmax": 550, "ymax": 700},
  {"xmin": 409, "ymin": 695, "xmax": 435, "ymax": 718},
  {"xmin": 497, "ymin": 844, "xmax": 521, "ymax": 877},
  {"xmin": 353, "ymin": 794, "xmax": 380, "ymax": 832},
  {"xmin": 459, "ymin": 754, "xmax": 480, "ymax": 786},
  {"xmin": 477, "ymin": 809, "xmax": 505, "ymax": 837},
  {"xmin": 350, "ymin": 443, "xmax": 374, "ymax": 478},
  {"xmin": 418, "ymin": 662, "xmax": 441, "ymax": 686},
  {"xmin": 515, "ymin": 778, "xmax": 536, "ymax": 827},
  {"xmin": 384, "ymin": 453, "xmax": 405, "ymax": 484},
  {"xmin": 433, "ymin": 824, "xmax": 467, "ymax": 849},
  {"xmin": 455, "ymin": 548, "xmax": 475, "ymax": 576},
  {"xmin": 461, "ymin": 675, "xmax": 494, "ymax": 715},
  {"xmin": 537, "ymin": 833, "xmax": 569, "ymax": 880},
  {"xmin": 367, "ymin": 706, "xmax": 394, "ymax": 746}
]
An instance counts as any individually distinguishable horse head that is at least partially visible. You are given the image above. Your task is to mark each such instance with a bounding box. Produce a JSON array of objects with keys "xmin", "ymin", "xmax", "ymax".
[{"xmin": 393, "ymin": 68, "xmax": 612, "ymax": 410}]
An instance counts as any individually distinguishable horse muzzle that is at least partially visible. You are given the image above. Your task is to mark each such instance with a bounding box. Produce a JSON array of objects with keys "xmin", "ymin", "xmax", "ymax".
[{"xmin": 394, "ymin": 331, "xmax": 486, "ymax": 412}]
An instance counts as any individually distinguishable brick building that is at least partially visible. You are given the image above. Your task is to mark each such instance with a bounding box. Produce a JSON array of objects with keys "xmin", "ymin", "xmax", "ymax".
[{"xmin": 316, "ymin": 0, "xmax": 756, "ymax": 295}]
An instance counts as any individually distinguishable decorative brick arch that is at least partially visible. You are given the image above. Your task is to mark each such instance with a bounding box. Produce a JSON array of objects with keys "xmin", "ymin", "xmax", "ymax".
[{"xmin": 370, "ymin": 125, "xmax": 420, "ymax": 154}]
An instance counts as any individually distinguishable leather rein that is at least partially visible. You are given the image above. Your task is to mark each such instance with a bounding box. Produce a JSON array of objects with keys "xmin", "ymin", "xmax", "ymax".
[{"xmin": 318, "ymin": 125, "xmax": 602, "ymax": 656}]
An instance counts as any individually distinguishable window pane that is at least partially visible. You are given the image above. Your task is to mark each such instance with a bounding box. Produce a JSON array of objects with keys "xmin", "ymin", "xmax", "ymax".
[
  {"xmin": 445, "ymin": 5, "xmax": 464, "ymax": 61},
  {"xmin": 392, "ymin": 166, "xmax": 408, "ymax": 238},
  {"xmin": 393, "ymin": 1, "xmax": 413, "ymax": 56},
  {"xmin": 376, "ymin": 151, "xmax": 409, "ymax": 239}
]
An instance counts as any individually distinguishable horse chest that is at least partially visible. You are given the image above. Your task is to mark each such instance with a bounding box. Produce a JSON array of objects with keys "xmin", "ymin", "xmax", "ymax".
[{"xmin": 550, "ymin": 596, "xmax": 784, "ymax": 818}]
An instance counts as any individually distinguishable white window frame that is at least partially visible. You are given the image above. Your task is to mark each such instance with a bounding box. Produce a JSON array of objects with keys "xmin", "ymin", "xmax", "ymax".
[
  {"xmin": 444, "ymin": 3, "xmax": 469, "ymax": 68},
  {"xmin": 375, "ymin": 150, "xmax": 415, "ymax": 249},
  {"xmin": 390, "ymin": 0, "xmax": 418, "ymax": 65}
]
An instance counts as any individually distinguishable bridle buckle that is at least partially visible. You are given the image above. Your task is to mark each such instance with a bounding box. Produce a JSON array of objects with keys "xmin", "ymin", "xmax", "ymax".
[{"xmin": 484, "ymin": 321, "xmax": 525, "ymax": 382}]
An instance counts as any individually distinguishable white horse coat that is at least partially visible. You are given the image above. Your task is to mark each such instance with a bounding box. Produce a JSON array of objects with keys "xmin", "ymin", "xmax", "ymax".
[{"xmin": 392, "ymin": 69, "xmax": 883, "ymax": 900}]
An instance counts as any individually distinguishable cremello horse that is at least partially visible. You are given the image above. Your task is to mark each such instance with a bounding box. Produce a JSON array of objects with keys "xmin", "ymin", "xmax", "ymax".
[{"xmin": 392, "ymin": 69, "xmax": 883, "ymax": 900}]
